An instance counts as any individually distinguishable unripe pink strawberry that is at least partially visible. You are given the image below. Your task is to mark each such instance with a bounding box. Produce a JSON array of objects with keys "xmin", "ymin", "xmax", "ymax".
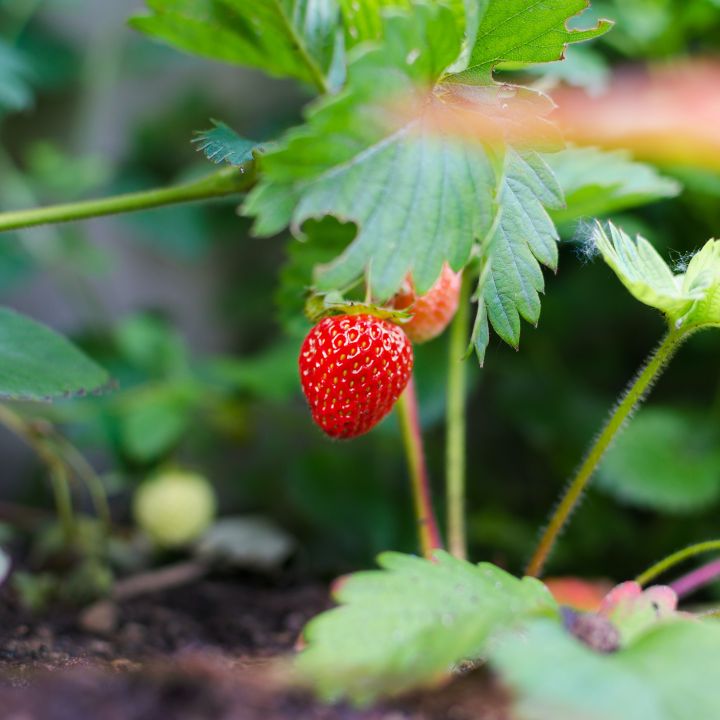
[{"xmin": 391, "ymin": 264, "xmax": 461, "ymax": 343}]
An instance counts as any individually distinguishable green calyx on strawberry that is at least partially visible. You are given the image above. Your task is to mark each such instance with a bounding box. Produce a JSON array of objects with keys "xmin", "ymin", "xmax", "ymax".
[{"xmin": 299, "ymin": 313, "xmax": 413, "ymax": 439}]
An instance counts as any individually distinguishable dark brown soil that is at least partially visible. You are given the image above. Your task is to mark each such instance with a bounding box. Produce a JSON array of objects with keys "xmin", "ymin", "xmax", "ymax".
[{"xmin": 0, "ymin": 574, "xmax": 510, "ymax": 719}]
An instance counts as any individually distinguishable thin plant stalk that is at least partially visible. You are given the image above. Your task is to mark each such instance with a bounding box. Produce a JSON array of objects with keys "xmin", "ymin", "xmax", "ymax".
[
  {"xmin": 51, "ymin": 432, "xmax": 111, "ymax": 531},
  {"xmin": 0, "ymin": 166, "xmax": 254, "ymax": 233},
  {"xmin": 397, "ymin": 377, "xmax": 444, "ymax": 558},
  {"xmin": 446, "ymin": 271, "xmax": 471, "ymax": 559},
  {"xmin": 670, "ymin": 558, "xmax": 720, "ymax": 599},
  {"xmin": 0, "ymin": 404, "xmax": 76, "ymax": 542},
  {"xmin": 526, "ymin": 327, "xmax": 689, "ymax": 578},
  {"xmin": 635, "ymin": 539, "xmax": 720, "ymax": 587}
]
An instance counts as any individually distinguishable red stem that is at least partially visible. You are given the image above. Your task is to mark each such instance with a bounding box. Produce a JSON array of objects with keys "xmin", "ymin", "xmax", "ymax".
[
  {"xmin": 671, "ymin": 558, "xmax": 720, "ymax": 599},
  {"xmin": 397, "ymin": 376, "xmax": 444, "ymax": 557}
]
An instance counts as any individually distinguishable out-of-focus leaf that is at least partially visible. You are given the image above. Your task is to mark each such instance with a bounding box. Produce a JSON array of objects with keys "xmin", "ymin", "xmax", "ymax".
[
  {"xmin": 598, "ymin": 407, "xmax": 720, "ymax": 512},
  {"xmin": 547, "ymin": 147, "xmax": 681, "ymax": 224},
  {"xmin": 130, "ymin": 0, "xmax": 345, "ymax": 91},
  {"xmin": 296, "ymin": 551, "xmax": 558, "ymax": 704},
  {"xmin": 0, "ymin": 41, "xmax": 34, "ymax": 115},
  {"xmin": 115, "ymin": 314, "xmax": 189, "ymax": 378},
  {"xmin": 118, "ymin": 382, "xmax": 197, "ymax": 462},
  {"xmin": 208, "ymin": 340, "xmax": 299, "ymax": 402},
  {"xmin": 525, "ymin": 44, "xmax": 610, "ymax": 93},
  {"xmin": 492, "ymin": 618, "xmax": 720, "ymax": 720},
  {"xmin": 196, "ymin": 516, "xmax": 295, "ymax": 570},
  {"xmin": 0, "ymin": 308, "xmax": 110, "ymax": 401}
]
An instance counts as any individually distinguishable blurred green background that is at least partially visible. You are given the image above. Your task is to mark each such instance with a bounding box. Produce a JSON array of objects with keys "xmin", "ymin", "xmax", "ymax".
[{"xmin": 1, "ymin": 0, "xmax": 720, "ymax": 585}]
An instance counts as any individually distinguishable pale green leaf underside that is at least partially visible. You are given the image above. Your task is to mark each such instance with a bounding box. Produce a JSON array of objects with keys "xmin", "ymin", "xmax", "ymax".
[
  {"xmin": 0, "ymin": 308, "xmax": 110, "ymax": 401},
  {"xmin": 493, "ymin": 619, "xmax": 720, "ymax": 720},
  {"xmin": 547, "ymin": 147, "xmax": 681, "ymax": 224},
  {"xmin": 448, "ymin": 0, "xmax": 613, "ymax": 85},
  {"xmin": 598, "ymin": 406, "xmax": 720, "ymax": 513},
  {"xmin": 297, "ymin": 551, "xmax": 557, "ymax": 705},
  {"xmin": 130, "ymin": 0, "xmax": 343, "ymax": 89},
  {"xmin": 192, "ymin": 120, "xmax": 259, "ymax": 166}
]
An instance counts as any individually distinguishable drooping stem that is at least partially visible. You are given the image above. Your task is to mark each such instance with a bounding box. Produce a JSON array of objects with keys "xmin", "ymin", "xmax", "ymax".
[
  {"xmin": 0, "ymin": 165, "xmax": 255, "ymax": 233},
  {"xmin": 635, "ymin": 539, "xmax": 720, "ymax": 587},
  {"xmin": 0, "ymin": 404, "xmax": 76, "ymax": 542},
  {"xmin": 670, "ymin": 558, "xmax": 720, "ymax": 599},
  {"xmin": 397, "ymin": 376, "xmax": 444, "ymax": 558},
  {"xmin": 49, "ymin": 464, "xmax": 75, "ymax": 544},
  {"xmin": 446, "ymin": 271, "xmax": 471, "ymax": 559},
  {"xmin": 526, "ymin": 327, "xmax": 689, "ymax": 578}
]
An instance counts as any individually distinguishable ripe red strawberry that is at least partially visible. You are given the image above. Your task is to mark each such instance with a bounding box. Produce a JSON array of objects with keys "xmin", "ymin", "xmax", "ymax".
[
  {"xmin": 391, "ymin": 263, "xmax": 462, "ymax": 343},
  {"xmin": 299, "ymin": 314, "xmax": 413, "ymax": 439}
]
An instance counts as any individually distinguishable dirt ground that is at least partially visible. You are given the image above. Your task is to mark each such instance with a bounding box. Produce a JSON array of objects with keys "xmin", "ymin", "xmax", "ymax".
[{"xmin": 0, "ymin": 574, "xmax": 511, "ymax": 720}]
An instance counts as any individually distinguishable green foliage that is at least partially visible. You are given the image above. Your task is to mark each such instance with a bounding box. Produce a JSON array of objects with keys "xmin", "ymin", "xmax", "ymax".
[
  {"xmin": 476, "ymin": 149, "xmax": 563, "ymax": 356},
  {"xmin": 245, "ymin": 1, "xmax": 612, "ymax": 361},
  {"xmin": 0, "ymin": 308, "xmax": 109, "ymax": 401},
  {"xmin": 130, "ymin": 0, "xmax": 344, "ymax": 91},
  {"xmin": 296, "ymin": 551, "xmax": 558, "ymax": 704},
  {"xmin": 0, "ymin": 40, "xmax": 34, "ymax": 115},
  {"xmin": 598, "ymin": 407, "xmax": 720, "ymax": 512},
  {"xmin": 492, "ymin": 618, "xmax": 720, "ymax": 720},
  {"xmin": 593, "ymin": 222, "xmax": 720, "ymax": 327},
  {"xmin": 547, "ymin": 147, "xmax": 681, "ymax": 225},
  {"xmin": 192, "ymin": 120, "xmax": 260, "ymax": 166},
  {"xmin": 447, "ymin": 0, "xmax": 612, "ymax": 84}
]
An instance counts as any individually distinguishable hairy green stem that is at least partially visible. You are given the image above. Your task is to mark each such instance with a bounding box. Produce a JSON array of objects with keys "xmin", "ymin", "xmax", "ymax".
[
  {"xmin": 397, "ymin": 377, "xmax": 443, "ymax": 558},
  {"xmin": 49, "ymin": 465, "xmax": 75, "ymax": 544},
  {"xmin": 526, "ymin": 327, "xmax": 689, "ymax": 578},
  {"xmin": 446, "ymin": 271, "xmax": 471, "ymax": 559},
  {"xmin": 636, "ymin": 539, "xmax": 720, "ymax": 587},
  {"xmin": 0, "ymin": 166, "xmax": 254, "ymax": 233}
]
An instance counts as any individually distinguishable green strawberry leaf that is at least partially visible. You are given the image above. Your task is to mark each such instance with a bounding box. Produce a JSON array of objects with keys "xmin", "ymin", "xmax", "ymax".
[
  {"xmin": 447, "ymin": 0, "xmax": 613, "ymax": 85},
  {"xmin": 492, "ymin": 618, "xmax": 720, "ymax": 720},
  {"xmin": 477, "ymin": 149, "xmax": 563, "ymax": 355},
  {"xmin": 192, "ymin": 120, "xmax": 261, "ymax": 166},
  {"xmin": 598, "ymin": 406, "xmax": 720, "ymax": 512},
  {"xmin": 296, "ymin": 550, "xmax": 558, "ymax": 705},
  {"xmin": 547, "ymin": 147, "xmax": 681, "ymax": 225},
  {"xmin": 244, "ymin": 3, "xmax": 486, "ymax": 301},
  {"xmin": 0, "ymin": 308, "xmax": 110, "ymax": 401},
  {"xmin": 130, "ymin": 0, "xmax": 345, "ymax": 92}
]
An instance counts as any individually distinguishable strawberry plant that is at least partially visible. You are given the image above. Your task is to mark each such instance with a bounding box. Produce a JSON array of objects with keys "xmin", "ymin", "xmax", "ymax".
[{"xmin": 1, "ymin": 0, "xmax": 720, "ymax": 717}]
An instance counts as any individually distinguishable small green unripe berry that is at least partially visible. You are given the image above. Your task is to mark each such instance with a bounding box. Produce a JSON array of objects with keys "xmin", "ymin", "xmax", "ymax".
[{"xmin": 133, "ymin": 470, "xmax": 217, "ymax": 548}]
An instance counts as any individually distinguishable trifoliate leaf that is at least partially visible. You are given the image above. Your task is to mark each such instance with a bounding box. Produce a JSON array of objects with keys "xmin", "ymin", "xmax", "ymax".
[
  {"xmin": 245, "ymin": 4, "xmax": 491, "ymax": 300},
  {"xmin": 192, "ymin": 121, "xmax": 260, "ymax": 166},
  {"xmin": 492, "ymin": 619, "xmax": 720, "ymax": 720},
  {"xmin": 0, "ymin": 308, "xmax": 110, "ymax": 401},
  {"xmin": 547, "ymin": 147, "xmax": 681, "ymax": 225},
  {"xmin": 130, "ymin": 0, "xmax": 345, "ymax": 92},
  {"xmin": 447, "ymin": 0, "xmax": 612, "ymax": 85},
  {"xmin": 296, "ymin": 550, "xmax": 558, "ymax": 705},
  {"xmin": 592, "ymin": 222, "xmax": 706, "ymax": 321},
  {"xmin": 598, "ymin": 407, "xmax": 720, "ymax": 513}
]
